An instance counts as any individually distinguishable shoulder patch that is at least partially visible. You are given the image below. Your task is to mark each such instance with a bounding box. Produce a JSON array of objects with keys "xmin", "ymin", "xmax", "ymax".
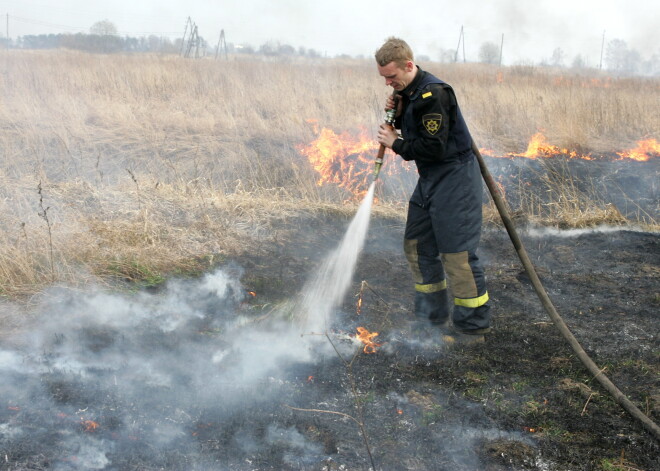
[
  {"xmin": 422, "ymin": 114, "xmax": 443, "ymax": 135},
  {"xmin": 422, "ymin": 91, "xmax": 433, "ymax": 99}
]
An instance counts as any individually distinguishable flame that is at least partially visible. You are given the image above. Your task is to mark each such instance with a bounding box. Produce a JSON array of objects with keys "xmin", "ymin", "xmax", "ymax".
[
  {"xmin": 479, "ymin": 148, "xmax": 496, "ymax": 157},
  {"xmin": 507, "ymin": 132, "xmax": 585, "ymax": 159},
  {"xmin": 616, "ymin": 139, "xmax": 659, "ymax": 162},
  {"xmin": 356, "ymin": 280, "xmax": 367, "ymax": 315},
  {"xmin": 486, "ymin": 133, "xmax": 657, "ymax": 161},
  {"xmin": 552, "ymin": 76, "xmax": 613, "ymax": 88},
  {"xmin": 356, "ymin": 326, "xmax": 382, "ymax": 354},
  {"xmin": 82, "ymin": 419, "xmax": 99, "ymax": 432},
  {"xmin": 296, "ymin": 124, "xmax": 409, "ymax": 198}
]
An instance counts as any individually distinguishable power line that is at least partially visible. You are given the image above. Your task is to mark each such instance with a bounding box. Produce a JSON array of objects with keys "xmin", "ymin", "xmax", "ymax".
[
  {"xmin": 1, "ymin": 0, "xmax": 183, "ymax": 24},
  {"xmin": 11, "ymin": 15, "xmax": 88, "ymax": 32},
  {"xmin": 9, "ymin": 14, "xmax": 181, "ymax": 37}
]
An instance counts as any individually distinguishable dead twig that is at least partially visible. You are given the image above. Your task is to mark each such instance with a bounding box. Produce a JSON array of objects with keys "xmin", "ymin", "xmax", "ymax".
[
  {"xmin": 287, "ymin": 330, "xmax": 377, "ymax": 471},
  {"xmin": 581, "ymin": 392, "xmax": 595, "ymax": 416},
  {"xmin": 283, "ymin": 405, "xmax": 362, "ymax": 427},
  {"xmin": 37, "ymin": 181, "xmax": 55, "ymax": 282}
]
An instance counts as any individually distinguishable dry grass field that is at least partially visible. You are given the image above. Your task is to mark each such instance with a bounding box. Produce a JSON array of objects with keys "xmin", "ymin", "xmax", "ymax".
[{"xmin": 0, "ymin": 50, "xmax": 658, "ymax": 298}]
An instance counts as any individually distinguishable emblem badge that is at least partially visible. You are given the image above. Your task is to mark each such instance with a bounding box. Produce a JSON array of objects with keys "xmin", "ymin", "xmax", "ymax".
[{"xmin": 423, "ymin": 114, "xmax": 443, "ymax": 135}]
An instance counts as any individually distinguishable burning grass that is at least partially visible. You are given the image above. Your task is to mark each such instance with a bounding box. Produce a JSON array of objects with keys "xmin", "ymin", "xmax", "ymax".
[{"xmin": 0, "ymin": 50, "xmax": 658, "ymax": 298}]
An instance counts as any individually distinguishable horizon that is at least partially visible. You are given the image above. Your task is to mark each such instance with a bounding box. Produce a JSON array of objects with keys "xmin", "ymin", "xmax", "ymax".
[{"xmin": 1, "ymin": 0, "xmax": 658, "ymax": 68}]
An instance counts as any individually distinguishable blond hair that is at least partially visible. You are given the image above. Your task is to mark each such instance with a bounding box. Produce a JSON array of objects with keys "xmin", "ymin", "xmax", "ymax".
[{"xmin": 375, "ymin": 37, "xmax": 414, "ymax": 68}]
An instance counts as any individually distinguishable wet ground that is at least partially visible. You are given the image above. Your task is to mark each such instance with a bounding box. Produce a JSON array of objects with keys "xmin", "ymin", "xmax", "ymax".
[
  {"xmin": 233, "ymin": 215, "xmax": 660, "ymax": 470},
  {"xmin": 1, "ymin": 215, "xmax": 658, "ymax": 470}
]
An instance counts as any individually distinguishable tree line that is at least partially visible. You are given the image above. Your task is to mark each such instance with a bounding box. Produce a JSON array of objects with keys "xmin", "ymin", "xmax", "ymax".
[
  {"xmin": 472, "ymin": 39, "xmax": 658, "ymax": 76},
  {"xmin": 2, "ymin": 19, "xmax": 657, "ymax": 75},
  {"xmin": 2, "ymin": 32, "xmax": 327, "ymax": 59}
]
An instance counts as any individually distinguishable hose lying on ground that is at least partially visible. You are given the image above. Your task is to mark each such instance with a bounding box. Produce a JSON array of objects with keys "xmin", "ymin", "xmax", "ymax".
[{"xmin": 472, "ymin": 142, "xmax": 660, "ymax": 442}]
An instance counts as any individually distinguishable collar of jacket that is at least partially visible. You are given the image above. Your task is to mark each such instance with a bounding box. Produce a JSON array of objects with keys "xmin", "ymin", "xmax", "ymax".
[{"xmin": 400, "ymin": 66, "xmax": 426, "ymax": 98}]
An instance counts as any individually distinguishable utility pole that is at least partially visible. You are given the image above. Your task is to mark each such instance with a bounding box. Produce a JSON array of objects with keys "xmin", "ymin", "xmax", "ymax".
[
  {"xmin": 499, "ymin": 33, "xmax": 504, "ymax": 66},
  {"xmin": 215, "ymin": 29, "xmax": 227, "ymax": 60},
  {"xmin": 180, "ymin": 17, "xmax": 192, "ymax": 56},
  {"xmin": 454, "ymin": 25, "xmax": 463, "ymax": 63},
  {"xmin": 599, "ymin": 30, "xmax": 605, "ymax": 69},
  {"xmin": 462, "ymin": 27, "xmax": 466, "ymax": 62}
]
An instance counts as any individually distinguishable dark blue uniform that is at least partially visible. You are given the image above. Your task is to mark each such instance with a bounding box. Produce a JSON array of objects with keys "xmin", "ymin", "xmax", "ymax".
[{"xmin": 391, "ymin": 67, "xmax": 491, "ymax": 333}]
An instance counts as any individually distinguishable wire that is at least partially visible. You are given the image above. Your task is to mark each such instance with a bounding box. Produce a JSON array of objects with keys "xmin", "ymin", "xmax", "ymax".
[{"xmin": 10, "ymin": 14, "xmax": 182, "ymax": 37}]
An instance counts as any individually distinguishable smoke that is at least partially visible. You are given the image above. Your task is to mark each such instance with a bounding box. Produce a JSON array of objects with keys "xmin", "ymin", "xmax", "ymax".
[
  {"xmin": 525, "ymin": 225, "xmax": 650, "ymax": 238},
  {"xmin": 0, "ymin": 265, "xmax": 336, "ymax": 468},
  {"xmin": 0, "ymin": 186, "xmax": 382, "ymax": 469}
]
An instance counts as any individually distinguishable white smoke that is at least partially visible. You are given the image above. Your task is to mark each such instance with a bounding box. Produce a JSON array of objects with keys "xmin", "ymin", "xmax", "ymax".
[
  {"xmin": 525, "ymin": 224, "xmax": 649, "ymax": 238},
  {"xmin": 0, "ymin": 267, "xmax": 328, "ymax": 468},
  {"xmin": 0, "ymin": 185, "xmax": 381, "ymax": 469},
  {"xmin": 0, "ymin": 181, "xmax": 420, "ymax": 471}
]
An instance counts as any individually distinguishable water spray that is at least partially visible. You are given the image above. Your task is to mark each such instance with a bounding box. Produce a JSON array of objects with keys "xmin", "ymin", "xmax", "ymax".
[{"xmin": 373, "ymin": 96, "xmax": 399, "ymax": 181}]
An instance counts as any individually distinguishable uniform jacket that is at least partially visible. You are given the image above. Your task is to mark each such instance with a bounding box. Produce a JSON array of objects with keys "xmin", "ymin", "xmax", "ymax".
[{"xmin": 393, "ymin": 66, "xmax": 483, "ymax": 253}]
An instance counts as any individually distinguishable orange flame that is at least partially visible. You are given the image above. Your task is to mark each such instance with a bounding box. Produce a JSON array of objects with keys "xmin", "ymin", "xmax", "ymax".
[
  {"xmin": 552, "ymin": 76, "xmax": 613, "ymax": 88},
  {"xmin": 82, "ymin": 419, "xmax": 99, "ymax": 432},
  {"xmin": 356, "ymin": 280, "xmax": 367, "ymax": 315},
  {"xmin": 485, "ymin": 133, "xmax": 657, "ymax": 162},
  {"xmin": 507, "ymin": 132, "xmax": 586, "ymax": 159},
  {"xmin": 356, "ymin": 326, "xmax": 382, "ymax": 354},
  {"xmin": 616, "ymin": 139, "xmax": 659, "ymax": 162},
  {"xmin": 296, "ymin": 124, "xmax": 409, "ymax": 198}
]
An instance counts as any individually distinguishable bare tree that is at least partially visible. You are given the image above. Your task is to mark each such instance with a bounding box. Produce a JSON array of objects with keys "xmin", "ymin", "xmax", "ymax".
[
  {"xmin": 437, "ymin": 48, "xmax": 455, "ymax": 63},
  {"xmin": 478, "ymin": 41, "xmax": 500, "ymax": 64},
  {"xmin": 90, "ymin": 20, "xmax": 118, "ymax": 36},
  {"xmin": 571, "ymin": 54, "xmax": 587, "ymax": 70},
  {"xmin": 550, "ymin": 47, "xmax": 565, "ymax": 67},
  {"xmin": 606, "ymin": 39, "xmax": 641, "ymax": 74}
]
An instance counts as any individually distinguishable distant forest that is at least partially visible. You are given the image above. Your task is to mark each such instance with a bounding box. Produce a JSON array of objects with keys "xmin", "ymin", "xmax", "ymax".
[
  {"xmin": 9, "ymin": 33, "xmax": 182, "ymax": 54},
  {"xmin": 3, "ymin": 30, "xmax": 657, "ymax": 76},
  {"xmin": 4, "ymin": 32, "xmax": 325, "ymax": 59}
]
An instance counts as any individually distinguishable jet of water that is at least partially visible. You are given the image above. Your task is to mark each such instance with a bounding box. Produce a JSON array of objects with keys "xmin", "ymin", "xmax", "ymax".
[{"xmin": 297, "ymin": 182, "xmax": 376, "ymax": 332}]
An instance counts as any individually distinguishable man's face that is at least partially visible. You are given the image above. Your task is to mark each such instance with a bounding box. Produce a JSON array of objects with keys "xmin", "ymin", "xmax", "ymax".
[{"xmin": 377, "ymin": 60, "xmax": 415, "ymax": 91}]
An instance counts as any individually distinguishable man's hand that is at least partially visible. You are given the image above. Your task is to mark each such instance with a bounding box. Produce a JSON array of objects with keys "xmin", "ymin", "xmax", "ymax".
[
  {"xmin": 384, "ymin": 94, "xmax": 402, "ymax": 117},
  {"xmin": 377, "ymin": 123, "xmax": 398, "ymax": 149}
]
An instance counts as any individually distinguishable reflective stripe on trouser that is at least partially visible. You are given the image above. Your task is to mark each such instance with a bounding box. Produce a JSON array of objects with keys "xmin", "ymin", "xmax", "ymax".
[
  {"xmin": 405, "ymin": 238, "xmax": 450, "ymax": 323},
  {"xmin": 414, "ymin": 280, "xmax": 450, "ymax": 324},
  {"xmin": 405, "ymin": 239, "xmax": 490, "ymax": 331}
]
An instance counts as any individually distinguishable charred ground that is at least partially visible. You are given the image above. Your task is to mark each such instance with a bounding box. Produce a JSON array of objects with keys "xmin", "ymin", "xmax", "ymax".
[
  {"xmin": 2, "ymin": 163, "xmax": 659, "ymax": 470},
  {"xmin": 233, "ymin": 214, "xmax": 660, "ymax": 471}
]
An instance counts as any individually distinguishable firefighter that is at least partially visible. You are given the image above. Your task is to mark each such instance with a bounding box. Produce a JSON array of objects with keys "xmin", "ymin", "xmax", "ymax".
[{"xmin": 375, "ymin": 37, "xmax": 492, "ymax": 340}]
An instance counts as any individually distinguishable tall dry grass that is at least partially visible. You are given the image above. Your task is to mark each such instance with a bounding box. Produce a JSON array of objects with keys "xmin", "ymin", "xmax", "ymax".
[{"xmin": 0, "ymin": 50, "xmax": 658, "ymax": 298}]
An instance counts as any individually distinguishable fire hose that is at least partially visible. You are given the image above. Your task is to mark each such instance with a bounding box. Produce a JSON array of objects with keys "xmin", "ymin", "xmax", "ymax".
[
  {"xmin": 372, "ymin": 103, "xmax": 660, "ymax": 440},
  {"xmin": 472, "ymin": 141, "xmax": 660, "ymax": 441},
  {"xmin": 373, "ymin": 98, "xmax": 399, "ymax": 181}
]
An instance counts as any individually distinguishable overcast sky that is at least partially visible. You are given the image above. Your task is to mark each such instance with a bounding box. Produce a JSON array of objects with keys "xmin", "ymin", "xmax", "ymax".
[{"xmin": 2, "ymin": 0, "xmax": 658, "ymax": 66}]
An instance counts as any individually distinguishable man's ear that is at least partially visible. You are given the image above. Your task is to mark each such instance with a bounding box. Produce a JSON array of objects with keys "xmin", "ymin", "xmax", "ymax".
[{"xmin": 405, "ymin": 60, "xmax": 414, "ymax": 72}]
